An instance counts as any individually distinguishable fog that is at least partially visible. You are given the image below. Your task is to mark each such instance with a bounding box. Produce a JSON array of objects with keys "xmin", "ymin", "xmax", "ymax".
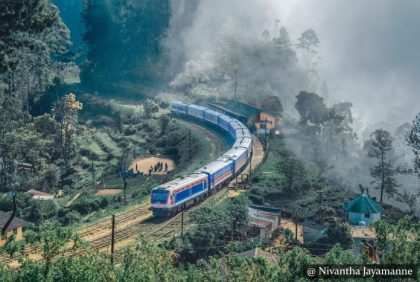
[{"xmin": 167, "ymin": 0, "xmax": 420, "ymax": 128}]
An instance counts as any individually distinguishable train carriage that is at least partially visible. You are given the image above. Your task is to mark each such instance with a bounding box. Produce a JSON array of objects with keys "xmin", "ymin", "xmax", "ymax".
[
  {"xmin": 170, "ymin": 102, "xmax": 188, "ymax": 114},
  {"xmin": 203, "ymin": 109, "xmax": 221, "ymax": 125},
  {"xmin": 186, "ymin": 104, "xmax": 206, "ymax": 120},
  {"xmin": 197, "ymin": 160, "xmax": 234, "ymax": 190},
  {"xmin": 222, "ymin": 147, "xmax": 248, "ymax": 174},
  {"xmin": 218, "ymin": 115, "xmax": 235, "ymax": 137},
  {"xmin": 234, "ymin": 137, "xmax": 253, "ymax": 157}
]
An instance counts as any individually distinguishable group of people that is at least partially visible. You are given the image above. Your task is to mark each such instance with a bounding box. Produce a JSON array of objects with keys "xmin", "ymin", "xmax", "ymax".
[{"xmin": 148, "ymin": 161, "xmax": 168, "ymax": 176}]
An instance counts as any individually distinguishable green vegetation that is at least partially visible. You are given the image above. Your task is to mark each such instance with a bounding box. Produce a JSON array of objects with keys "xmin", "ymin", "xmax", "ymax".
[
  {"xmin": 367, "ymin": 129, "xmax": 398, "ymax": 203},
  {"xmin": 81, "ymin": 0, "xmax": 171, "ymax": 89},
  {"xmin": 1, "ymin": 1, "xmax": 419, "ymax": 280},
  {"xmin": 166, "ymin": 195, "xmax": 251, "ymax": 262},
  {"xmin": 0, "ymin": 93, "xmax": 213, "ymax": 229},
  {"xmin": 406, "ymin": 113, "xmax": 420, "ymax": 177},
  {"xmin": 0, "ymin": 217, "xmax": 418, "ymax": 281}
]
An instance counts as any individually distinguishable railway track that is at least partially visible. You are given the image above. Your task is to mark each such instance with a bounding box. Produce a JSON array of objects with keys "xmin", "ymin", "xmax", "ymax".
[
  {"xmin": 76, "ymin": 204, "xmax": 150, "ymax": 237},
  {"xmin": 1, "ymin": 125, "xmax": 265, "ymax": 268}
]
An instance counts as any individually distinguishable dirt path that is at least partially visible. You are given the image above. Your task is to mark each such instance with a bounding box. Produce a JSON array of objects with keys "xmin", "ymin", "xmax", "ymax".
[
  {"xmin": 128, "ymin": 156, "xmax": 175, "ymax": 175},
  {"xmin": 65, "ymin": 192, "xmax": 81, "ymax": 207}
]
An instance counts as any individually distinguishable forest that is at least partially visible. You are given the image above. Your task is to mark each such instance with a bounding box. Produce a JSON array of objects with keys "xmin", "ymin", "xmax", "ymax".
[{"xmin": 0, "ymin": 0, "xmax": 419, "ymax": 280}]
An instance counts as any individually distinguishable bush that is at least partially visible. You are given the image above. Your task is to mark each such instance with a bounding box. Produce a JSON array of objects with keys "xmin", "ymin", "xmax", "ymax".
[
  {"xmin": 124, "ymin": 126, "xmax": 136, "ymax": 135},
  {"xmin": 72, "ymin": 197, "xmax": 106, "ymax": 215},
  {"xmin": 59, "ymin": 210, "xmax": 81, "ymax": 226}
]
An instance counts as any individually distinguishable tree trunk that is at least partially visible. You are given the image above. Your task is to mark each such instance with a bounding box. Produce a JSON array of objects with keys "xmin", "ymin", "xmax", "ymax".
[{"xmin": 380, "ymin": 152, "xmax": 385, "ymax": 204}]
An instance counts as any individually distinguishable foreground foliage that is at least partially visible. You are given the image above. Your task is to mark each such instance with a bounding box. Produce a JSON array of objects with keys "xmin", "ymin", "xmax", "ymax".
[{"xmin": 0, "ymin": 217, "xmax": 418, "ymax": 281}]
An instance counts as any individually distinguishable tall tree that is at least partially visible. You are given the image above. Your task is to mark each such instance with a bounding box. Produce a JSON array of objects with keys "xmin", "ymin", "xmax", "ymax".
[
  {"xmin": 277, "ymin": 157, "xmax": 305, "ymax": 193},
  {"xmin": 260, "ymin": 95, "xmax": 283, "ymax": 117},
  {"xmin": 0, "ymin": 94, "xmax": 28, "ymax": 190},
  {"xmin": 274, "ymin": 27, "xmax": 295, "ymax": 58},
  {"xmin": 143, "ymin": 99, "xmax": 159, "ymax": 119},
  {"xmin": 81, "ymin": 0, "xmax": 171, "ymax": 87},
  {"xmin": 52, "ymin": 93, "xmax": 83, "ymax": 166},
  {"xmin": 159, "ymin": 114, "xmax": 170, "ymax": 135},
  {"xmin": 406, "ymin": 113, "xmax": 420, "ymax": 177},
  {"xmin": 368, "ymin": 129, "xmax": 398, "ymax": 203},
  {"xmin": 1, "ymin": 0, "xmax": 71, "ymax": 112},
  {"xmin": 296, "ymin": 29, "xmax": 320, "ymax": 71},
  {"xmin": 295, "ymin": 91, "xmax": 327, "ymax": 128}
]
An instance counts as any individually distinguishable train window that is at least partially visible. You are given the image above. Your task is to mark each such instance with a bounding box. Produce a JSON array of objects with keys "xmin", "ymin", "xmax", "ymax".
[{"xmin": 151, "ymin": 190, "xmax": 168, "ymax": 203}]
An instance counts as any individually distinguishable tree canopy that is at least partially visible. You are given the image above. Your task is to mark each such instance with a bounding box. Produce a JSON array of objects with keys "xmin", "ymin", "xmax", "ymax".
[{"xmin": 367, "ymin": 129, "xmax": 398, "ymax": 203}]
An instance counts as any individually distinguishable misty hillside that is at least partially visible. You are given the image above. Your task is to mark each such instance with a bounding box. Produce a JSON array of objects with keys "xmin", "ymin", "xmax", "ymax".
[{"xmin": 0, "ymin": 0, "xmax": 419, "ymax": 280}]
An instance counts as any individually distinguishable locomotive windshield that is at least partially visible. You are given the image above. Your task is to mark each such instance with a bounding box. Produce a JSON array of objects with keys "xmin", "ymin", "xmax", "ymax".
[{"xmin": 151, "ymin": 189, "xmax": 168, "ymax": 203}]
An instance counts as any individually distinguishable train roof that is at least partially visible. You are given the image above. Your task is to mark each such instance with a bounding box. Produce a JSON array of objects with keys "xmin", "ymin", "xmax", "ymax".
[
  {"xmin": 171, "ymin": 101, "xmax": 187, "ymax": 106},
  {"xmin": 218, "ymin": 114, "xmax": 234, "ymax": 123},
  {"xmin": 204, "ymin": 108, "xmax": 222, "ymax": 115},
  {"xmin": 187, "ymin": 104, "xmax": 207, "ymax": 111},
  {"xmin": 233, "ymin": 137, "xmax": 252, "ymax": 148},
  {"xmin": 222, "ymin": 147, "xmax": 247, "ymax": 159},
  {"xmin": 230, "ymin": 121, "xmax": 246, "ymax": 131},
  {"xmin": 157, "ymin": 173, "xmax": 207, "ymax": 192},
  {"xmin": 235, "ymin": 128, "xmax": 251, "ymax": 138}
]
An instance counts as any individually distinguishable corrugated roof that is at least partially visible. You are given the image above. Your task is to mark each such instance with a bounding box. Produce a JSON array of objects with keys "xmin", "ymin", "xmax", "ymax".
[
  {"xmin": 25, "ymin": 189, "xmax": 53, "ymax": 197},
  {"xmin": 210, "ymin": 101, "xmax": 261, "ymax": 119},
  {"xmin": 250, "ymin": 204, "xmax": 281, "ymax": 214},
  {"xmin": 0, "ymin": 211, "xmax": 27, "ymax": 234},
  {"xmin": 237, "ymin": 248, "xmax": 279, "ymax": 264},
  {"xmin": 303, "ymin": 219, "xmax": 327, "ymax": 232},
  {"xmin": 343, "ymin": 194, "xmax": 384, "ymax": 214}
]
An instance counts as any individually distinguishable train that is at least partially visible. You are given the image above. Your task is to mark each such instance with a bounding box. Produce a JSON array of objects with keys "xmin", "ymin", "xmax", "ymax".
[{"xmin": 150, "ymin": 102, "xmax": 253, "ymax": 217}]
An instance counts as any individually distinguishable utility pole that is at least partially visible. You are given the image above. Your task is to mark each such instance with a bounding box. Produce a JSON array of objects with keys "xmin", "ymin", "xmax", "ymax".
[
  {"xmin": 2, "ymin": 192, "xmax": 16, "ymax": 236},
  {"xmin": 249, "ymin": 149, "xmax": 253, "ymax": 178},
  {"xmin": 295, "ymin": 211, "xmax": 298, "ymax": 243},
  {"xmin": 91, "ymin": 159, "xmax": 96, "ymax": 190},
  {"xmin": 234, "ymin": 70, "xmax": 238, "ymax": 101},
  {"xmin": 231, "ymin": 217, "xmax": 234, "ymax": 241},
  {"xmin": 188, "ymin": 129, "xmax": 192, "ymax": 161},
  {"xmin": 122, "ymin": 159, "xmax": 127, "ymax": 205},
  {"xmin": 181, "ymin": 207, "xmax": 184, "ymax": 238},
  {"xmin": 110, "ymin": 214, "xmax": 115, "ymax": 264},
  {"xmin": 123, "ymin": 176, "xmax": 127, "ymax": 205},
  {"xmin": 265, "ymin": 116, "xmax": 268, "ymax": 145}
]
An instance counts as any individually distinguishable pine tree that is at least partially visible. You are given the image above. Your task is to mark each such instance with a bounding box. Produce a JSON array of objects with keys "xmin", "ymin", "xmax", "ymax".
[
  {"xmin": 368, "ymin": 129, "xmax": 398, "ymax": 203},
  {"xmin": 406, "ymin": 113, "xmax": 420, "ymax": 177}
]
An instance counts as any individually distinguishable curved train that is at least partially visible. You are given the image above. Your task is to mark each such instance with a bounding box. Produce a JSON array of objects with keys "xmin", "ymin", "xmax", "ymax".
[{"xmin": 150, "ymin": 102, "xmax": 253, "ymax": 217}]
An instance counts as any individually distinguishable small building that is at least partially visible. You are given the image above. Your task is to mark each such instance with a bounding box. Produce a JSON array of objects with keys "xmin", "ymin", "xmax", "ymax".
[
  {"xmin": 17, "ymin": 162, "xmax": 34, "ymax": 172},
  {"xmin": 209, "ymin": 100, "xmax": 277, "ymax": 131},
  {"xmin": 25, "ymin": 189, "xmax": 55, "ymax": 200},
  {"xmin": 343, "ymin": 194, "xmax": 384, "ymax": 225},
  {"xmin": 0, "ymin": 211, "xmax": 26, "ymax": 247},
  {"xmin": 248, "ymin": 205, "xmax": 281, "ymax": 240},
  {"xmin": 302, "ymin": 219, "xmax": 328, "ymax": 243}
]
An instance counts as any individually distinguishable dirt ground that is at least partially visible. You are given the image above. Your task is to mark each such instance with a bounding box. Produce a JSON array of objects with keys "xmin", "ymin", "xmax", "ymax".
[
  {"xmin": 281, "ymin": 218, "xmax": 304, "ymax": 243},
  {"xmin": 95, "ymin": 189, "xmax": 123, "ymax": 196},
  {"xmin": 128, "ymin": 157, "xmax": 175, "ymax": 175}
]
